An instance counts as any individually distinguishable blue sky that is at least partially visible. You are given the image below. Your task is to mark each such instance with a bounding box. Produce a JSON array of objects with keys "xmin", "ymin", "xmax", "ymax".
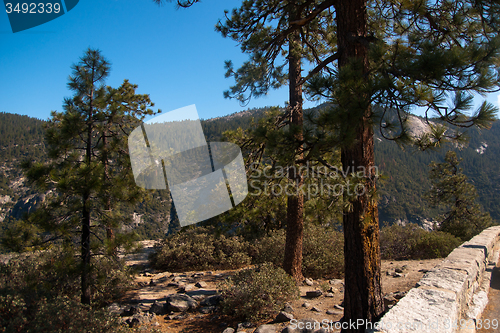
[
  {"xmin": 0, "ymin": 0, "xmax": 296, "ymax": 121},
  {"xmin": 1, "ymin": 0, "xmax": 499, "ymax": 122}
]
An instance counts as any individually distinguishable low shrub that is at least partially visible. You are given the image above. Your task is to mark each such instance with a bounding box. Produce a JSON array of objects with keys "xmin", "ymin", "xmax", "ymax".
[
  {"xmin": 91, "ymin": 255, "xmax": 134, "ymax": 306},
  {"xmin": 0, "ymin": 248, "xmax": 132, "ymax": 332},
  {"xmin": 0, "ymin": 295, "xmax": 128, "ymax": 333},
  {"xmin": 153, "ymin": 223, "xmax": 459, "ymax": 277},
  {"xmin": 150, "ymin": 226, "xmax": 252, "ymax": 271},
  {"xmin": 410, "ymin": 229, "xmax": 463, "ymax": 259},
  {"xmin": 218, "ymin": 263, "xmax": 299, "ymax": 321},
  {"xmin": 302, "ymin": 223, "xmax": 344, "ymax": 279},
  {"xmin": 253, "ymin": 223, "xmax": 344, "ymax": 279},
  {"xmin": 380, "ymin": 223, "xmax": 462, "ymax": 260},
  {"xmin": 252, "ymin": 229, "xmax": 285, "ymax": 268}
]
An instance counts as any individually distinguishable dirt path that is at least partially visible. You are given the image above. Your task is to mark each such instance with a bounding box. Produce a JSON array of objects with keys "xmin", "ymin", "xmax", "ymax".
[
  {"xmin": 121, "ymin": 242, "xmax": 443, "ymax": 333},
  {"xmin": 121, "ymin": 240, "xmax": 158, "ymax": 269}
]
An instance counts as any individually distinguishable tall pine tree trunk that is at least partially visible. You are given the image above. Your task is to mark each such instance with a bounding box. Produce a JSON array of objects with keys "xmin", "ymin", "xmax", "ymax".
[
  {"xmin": 81, "ymin": 71, "xmax": 94, "ymax": 305},
  {"xmin": 283, "ymin": 5, "xmax": 305, "ymax": 283},
  {"xmin": 102, "ymin": 132, "xmax": 115, "ymax": 250},
  {"xmin": 336, "ymin": 0, "xmax": 383, "ymax": 330},
  {"xmin": 81, "ymin": 190, "xmax": 91, "ymax": 305}
]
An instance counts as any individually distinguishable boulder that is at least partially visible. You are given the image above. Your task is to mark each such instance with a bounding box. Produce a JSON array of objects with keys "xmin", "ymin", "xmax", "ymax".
[
  {"xmin": 120, "ymin": 306, "xmax": 140, "ymax": 317},
  {"xmin": 164, "ymin": 293, "xmax": 198, "ymax": 312},
  {"xmin": 178, "ymin": 284, "xmax": 197, "ymax": 292},
  {"xmin": 200, "ymin": 294, "xmax": 223, "ymax": 306},
  {"xmin": 329, "ymin": 279, "xmax": 343, "ymax": 286},
  {"xmin": 304, "ymin": 278, "xmax": 314, "ymax": 286},
  {"xmin": 199, "ymin": 306, "xmax": 216, "ymax": 314},
  {"xmin": 383, "ymin": 294, "xmax": 398, "ymax": 309},
  {"xmin": 283, "ymin": 303, "xmax": 294, "ymax": 313},
  {"xmin": 106, "ymin": 303, "xmax": 123, "ymax": 315},
  {"xmin": 326, "ymin": 309, "xmax": 341, "ymax": 315},
  {"xmin": 186, "ymin": 289, "xmax": 218, "ymax": 298},
  {"xmin": 237, "ymin": 322, "xmax": 254, "ymax": 330},
  {"xmin": 149, "ymin": 301, "xmax": 165, "ymax": 315},
  {"xmin": 195, "ymin": 281, "xmax": 208, "ymax": 288},
  {"xmin": 125, "ymin": 312, "xmax": 156, "ymax": 328}
]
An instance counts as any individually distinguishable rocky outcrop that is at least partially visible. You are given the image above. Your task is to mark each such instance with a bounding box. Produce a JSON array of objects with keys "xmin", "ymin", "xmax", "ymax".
[{"xmin": 10, "ymin": 193, "xmax": 46, "ymax": 219}]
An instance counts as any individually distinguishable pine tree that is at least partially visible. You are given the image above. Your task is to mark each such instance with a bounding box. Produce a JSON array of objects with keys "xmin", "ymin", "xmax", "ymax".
[
  {"xmin": 212, "ymin": 1, "xmax": 387, "ymax": 324},
  {"xmin": 155, "ymin": 0, "xmax": 500, "ymax": 329},
  {"xmin": 219, "ymin": 1, "xmax": 499, "ymax": 328},
  {"xmin": 22, "ymin": 48, "xmax": 158, "ymax": 304},
  {"xmin": 426, "ymin": 151, "xmax": 492, "ymax": 241},
  {"xmin": 216, "ymin": 0, "xmax": 342, "ymax": 283},
  {"xmin": 302, "ymin": 2, "xmax": 499, "ymax": 328},
  {"xmin": 220, "ymin": 110, "xmax": 344, "ymax": 239},
  {"xmin": 155, "ymin": 0, "xmax": 338, "ymax": 282}
]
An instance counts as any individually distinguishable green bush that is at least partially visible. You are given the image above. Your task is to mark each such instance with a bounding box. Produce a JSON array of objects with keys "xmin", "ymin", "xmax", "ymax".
[
  {"xmin": 152, "ymin": 222, "xmax": 460, "ymax": 278},
  {"xmin": 0, "ymin": 295, "xmax": 128, "ymax": 333},
  {"xmin": 253, "ymin": 223, "xmax": 344, "ymax": 278},
  {"xmin": 0, "ymin": 248, "xmax": 132, "ymax": 306},
  {"xmin": 380, "ymin": 224, "xmax": 462, "ymax": 260},
  {"xmin": 302, "ymin": 223, "xmax": 344, "ymax": 279},
  {"xmin": 410, "ymin": 229, "xmax": 463, "ymax": 259},
  {"xmin": 91, "ymin": 255, "xmax": 134, "ymax": 306},
  {"xmin": 252, "ymin": 229, "xmax": 285, "ymax": 267},
  {"xmin": 150, "ymin": 226, "xmax": 252, "ymax": 271},
  {"xmin": 0, "ymin": 248, "xmax": 132, "ymax": 333},
  {"xmin": 218, "ymin": 263, "xmax": 299, "ymax": 321}
]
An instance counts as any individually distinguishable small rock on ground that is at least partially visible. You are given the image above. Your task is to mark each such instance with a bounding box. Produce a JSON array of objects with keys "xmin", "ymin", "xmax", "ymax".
[
  {"xmin": 254, "ymin": 324, "xmax": 278, "ymax": 333},
  {"xmin": 304, "ymin": 278, "xmax": 314, "ymax": 286},
  {"xmin": 274, "ymin": 311, "xmax": 294, "ymax": 323},
  {"xmin": 306, "ymin": 290, "xmax": 323, "ymax": 298}
]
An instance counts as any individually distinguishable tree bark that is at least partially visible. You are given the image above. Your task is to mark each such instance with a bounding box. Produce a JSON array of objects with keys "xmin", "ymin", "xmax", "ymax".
[
  {"xmin": 81, "ymin": 68, "xmax": 94, "ymax": 305},
  {"xmin": 283, "ymin": 3, "xmax": 305, "ymax": 283},
  {"xmin": 102, "ymin": 131, "xmax": 116, "ymax": 252},
  {"xmin": 336, "ymin": 0, "xmax": 384, "ymax": 330},
  {"xmin": 81, "ymin": 190, "xmax": 91, "ymax": 305}
]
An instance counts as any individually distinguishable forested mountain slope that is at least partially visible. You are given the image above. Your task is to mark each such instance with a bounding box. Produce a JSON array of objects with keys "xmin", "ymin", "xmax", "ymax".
[
  {"xmin": 375, "ymin": 121, "xmax": 500, "ymax": 226},
  {"xmin": 0, "ymin": 112, "xmax": 172, "ymax": 241},
  {"xmin": 0, "ymin": 109, "xmax": 498, "ymax": 244},
  {"xmin": 203, "ymin": 107, "xmax": 500, "ymax": 226}
]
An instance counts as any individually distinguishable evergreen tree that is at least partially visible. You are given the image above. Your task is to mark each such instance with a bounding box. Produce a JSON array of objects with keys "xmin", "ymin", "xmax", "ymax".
[
  {"xmin": 426, "ymin": 151, "xmax": 492, "ymax": 241},
  {"xmin": 216, "ymin": 0, "xmax": 341, "ymax": 283},
  {"xmin": 304, "ymin": 1, "xmax": 500, "ymax": 328},
  {"xmin": 155, "ymin": 0, "xmax": 338, "ymax": 283},
  {"xmin": 220, "ymin": 109, "xmax": 344, "ymax": 239},
  {"xmin": 21, "ymin": 48, "xmax": 158, "ymax": 304},
  {"xmin": 155, "ymin": 0, "xmax": 500, "ymax": 329}
]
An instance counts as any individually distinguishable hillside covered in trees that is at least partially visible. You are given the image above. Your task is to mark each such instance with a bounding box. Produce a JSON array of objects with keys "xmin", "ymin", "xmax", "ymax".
[{"xmin": 0, "ymin": 108, "xmax": 498, "ymax": 244}]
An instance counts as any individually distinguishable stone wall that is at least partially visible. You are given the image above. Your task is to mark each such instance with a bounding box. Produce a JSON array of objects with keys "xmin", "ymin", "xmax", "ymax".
[{"xmin": 369, "ymin": 226, "xmax": 500, "ymax": 333}]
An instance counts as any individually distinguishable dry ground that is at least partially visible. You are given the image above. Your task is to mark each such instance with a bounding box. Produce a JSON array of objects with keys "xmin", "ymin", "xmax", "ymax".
[{"xmin": 120, "ymin": 241, "xmax": 443, "ymax": 333}]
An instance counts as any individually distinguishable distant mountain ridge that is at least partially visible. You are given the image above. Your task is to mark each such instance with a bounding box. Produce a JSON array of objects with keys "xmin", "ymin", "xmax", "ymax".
[{"xmin": 0, "ymin": 109, "xmax": 498, "ymax": 243}]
